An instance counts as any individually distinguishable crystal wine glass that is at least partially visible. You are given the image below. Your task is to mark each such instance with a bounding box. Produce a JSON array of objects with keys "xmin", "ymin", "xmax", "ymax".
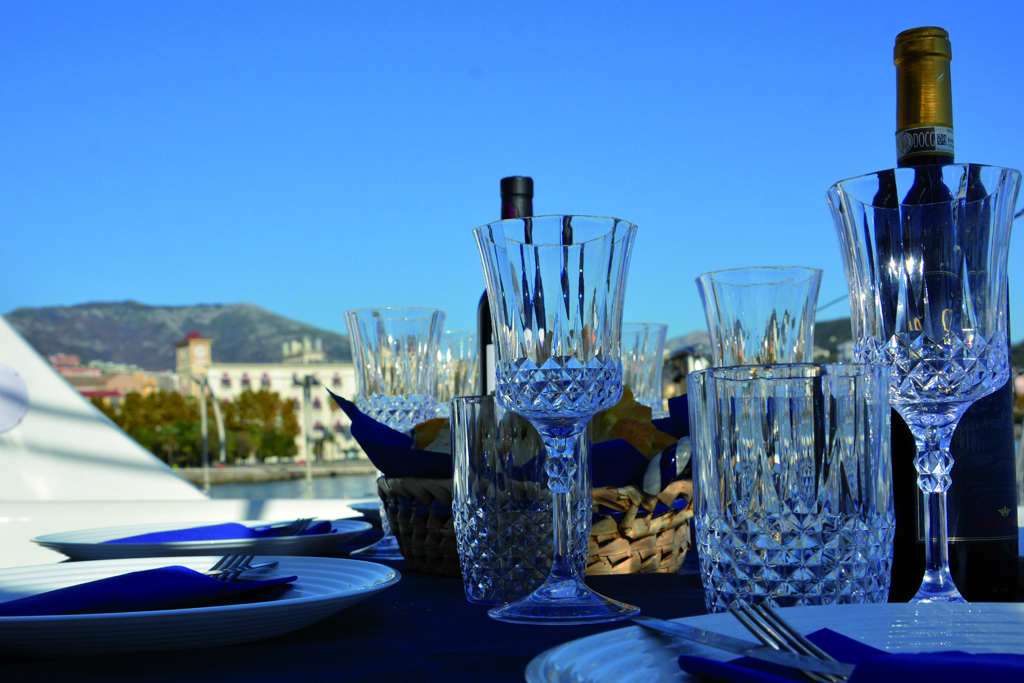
[
  {"xmin": 474, "ymin": 215, "xmax": 639, "ymax": 624},
  {"xmin": 827, "ymin": 163, "xmax": 1020, "ymax": 603},
  {"xmin": 621, "ymin": 322, "xmax": 669, "ymax": 419},
  {"xmin": 344, "ymin": 306, "xmax": 446, "ymax": 561}
]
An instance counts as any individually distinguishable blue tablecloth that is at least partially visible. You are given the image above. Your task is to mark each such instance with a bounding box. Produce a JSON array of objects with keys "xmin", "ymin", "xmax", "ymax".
[
  {"xmin": 0, "ymin": 528, "xmax": 708, "ymax": 682},
  {"xmin": 6, "ymin": 522, "xmax": 1021, "ymax": 682}
]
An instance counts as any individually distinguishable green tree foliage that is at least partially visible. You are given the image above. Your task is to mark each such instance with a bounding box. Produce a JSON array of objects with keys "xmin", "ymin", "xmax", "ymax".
[{"xmin": 92, "ymin": 389, "xmax": 299, "ymax": 466}]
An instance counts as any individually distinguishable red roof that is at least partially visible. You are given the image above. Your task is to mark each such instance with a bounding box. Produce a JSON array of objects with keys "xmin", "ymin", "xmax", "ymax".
[
  {"xmin": 175, "ymin": 331, "xmax": 211, "ymax": 347},
  {"xmin": 80, "ymin": 390, "xmax": 122, "ymax": 398}
]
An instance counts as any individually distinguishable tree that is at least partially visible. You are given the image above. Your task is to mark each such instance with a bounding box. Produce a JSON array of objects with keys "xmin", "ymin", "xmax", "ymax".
[{"xmin": 96, "ymin": 388, "xmax": 300, "ymax": 464}]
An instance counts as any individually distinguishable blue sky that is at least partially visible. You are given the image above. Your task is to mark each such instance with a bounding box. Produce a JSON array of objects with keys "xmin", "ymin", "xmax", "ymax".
[{"xmin": 2, "ymin": 1, "xmax": 1023, "ymax": 344}]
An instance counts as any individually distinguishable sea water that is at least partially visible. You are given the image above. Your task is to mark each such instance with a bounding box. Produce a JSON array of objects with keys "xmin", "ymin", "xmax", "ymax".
[{"xmin": 207, "ymin": 474, "xmax": 379, "ymax": 500}]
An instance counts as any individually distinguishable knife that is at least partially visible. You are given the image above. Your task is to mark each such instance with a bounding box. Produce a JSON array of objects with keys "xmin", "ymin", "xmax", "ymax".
[{"xmin": 630, "ymin": 615, "xmax": 856, "ymax": 677}]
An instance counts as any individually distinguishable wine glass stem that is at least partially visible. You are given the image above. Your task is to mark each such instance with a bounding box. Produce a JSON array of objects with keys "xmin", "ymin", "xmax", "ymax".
[
  {"xmin": 541, "ymin": 432, "xmax": 584, "ymax": 586},
  {"xmin": 911, "ymin": 421, "xmax": 966, "ymax": 603},
  {"xmin": 922, "ymin": 490, "xmax": 951, "ymax": 576}
]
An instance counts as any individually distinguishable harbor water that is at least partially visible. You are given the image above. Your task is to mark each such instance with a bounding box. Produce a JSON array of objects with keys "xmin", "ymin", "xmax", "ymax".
[{"xmin": 207, "ymin": 473, "xmax": 379, "ymax": 500}]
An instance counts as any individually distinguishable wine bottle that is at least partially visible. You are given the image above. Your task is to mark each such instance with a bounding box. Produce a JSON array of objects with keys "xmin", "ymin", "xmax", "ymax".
[
  {"xmin": 885, "ymin": 27, "xmax": 1019, "ymax": 602},
  {"xmin": 476, "ymin": 176, "xmax": 534, "ymax": 395}
]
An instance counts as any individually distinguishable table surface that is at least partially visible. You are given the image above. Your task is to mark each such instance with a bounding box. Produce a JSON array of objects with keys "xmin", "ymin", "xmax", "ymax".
[{"xmin": 3, "ymin": 527, "xmax": 1022, "ymax": 683}]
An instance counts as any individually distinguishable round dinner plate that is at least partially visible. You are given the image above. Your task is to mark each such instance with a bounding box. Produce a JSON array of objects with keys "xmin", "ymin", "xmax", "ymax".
[
  {"xmin": 31, "ymin": 518, "xmax": 372, "ymax": 561},
  {"xmin": 348, "ymin": 501, "xmax": 381, "ymax": 525},
  {"xmin": 0, "ymin": 555, "xmax": 400, "ymax": 657},
  {"xmin": 526, "ymin": 602, "xmax": 1024, "ymax": 683}
]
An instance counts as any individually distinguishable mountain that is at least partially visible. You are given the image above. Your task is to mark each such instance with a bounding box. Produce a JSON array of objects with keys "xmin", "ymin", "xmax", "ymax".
[
  {"xmin": 5, "ymin": 302, "xmax": 351, "ymax": 370},
  {"xmin": 666, "ymin": 318, "xmax": 854, "ymax": 360}
]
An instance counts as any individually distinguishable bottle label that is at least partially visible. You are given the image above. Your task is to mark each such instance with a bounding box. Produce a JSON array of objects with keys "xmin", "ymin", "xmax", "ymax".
[
  {"xmin": 485, "ymin": 343, "xmax": 496, "ymax": 394},
  {"xmin": 896, "ymin": 126, "xmax": 954, "ymax": 160},
  {"xmin": 916, "ymin": 380, "xmax": 1019, "ymax": 542}
]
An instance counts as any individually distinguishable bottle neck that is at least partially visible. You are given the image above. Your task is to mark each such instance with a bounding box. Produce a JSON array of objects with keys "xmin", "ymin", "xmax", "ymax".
[
  {"xmin": 501, "ymin": 196, "xmax": 533, "ymax": 219},
  {"xmin": 897, "ymin": 152, "xmax": 954, "ymax": 168},
  {"xmin": 894, "ymin": 27, "xmax": 953, "ymax": 166}
]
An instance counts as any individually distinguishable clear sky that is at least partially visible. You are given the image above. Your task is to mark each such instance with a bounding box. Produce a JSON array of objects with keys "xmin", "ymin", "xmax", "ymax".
[{"xmin": 2, "ymin": 1, "xmax": 1023, "ymax": 345}]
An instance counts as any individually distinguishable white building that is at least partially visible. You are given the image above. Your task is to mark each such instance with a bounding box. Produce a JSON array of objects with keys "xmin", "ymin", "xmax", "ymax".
[{"xmin": 174, "ymin": 332, "xmax": 361, "ymax": 462}]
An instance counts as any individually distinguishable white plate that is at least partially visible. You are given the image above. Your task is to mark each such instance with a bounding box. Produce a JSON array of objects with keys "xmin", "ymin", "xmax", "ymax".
[
  {"xmin": 0, "ymin": 555, "xmax": 400, "ymax": 657},
  {"xmin": 526, "ymin": 603, "xmax": 1024, "ymax": 683},
  {"xmin": 349, "ymin": 501, "xmax": 381, "ymax": 524},
  {"xmin": 32, "ymin": 519, "xmax": 372, "ymax": 561}
]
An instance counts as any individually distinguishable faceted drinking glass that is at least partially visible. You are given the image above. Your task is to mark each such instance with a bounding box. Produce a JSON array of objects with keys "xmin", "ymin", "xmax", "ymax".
[
  {"xmin": 621, "ymin": 322, "xmax": 669, "ymax": 419},
  {"xmin": 827, "ymin": 163, "xmax": 1020, "ymax": 602},
  {"xmin": 436, "ymin": 331, "xmax": 479, "ymax": 418},
  {"xmin": 688, "ymin": 363, "xmax": 894, "ymax": 612},
  {"xmin": 474, "ymin": 215, "xmax": 638, "ymax": 624},
  {"xmin": 344, "ymin": 306, "xmax": 446, "ymax": 561},
  {"xmin": 451, "ymin": 395, "xmax": 590, "ymax": 605},
  {"xmin": 696, "ymin": 266, "xmax": 822, "ymax": 367}
]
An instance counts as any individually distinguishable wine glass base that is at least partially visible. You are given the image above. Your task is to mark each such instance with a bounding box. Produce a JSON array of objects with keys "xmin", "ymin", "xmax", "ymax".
[
  {"xmin": 909, "ymin": 571, "xmax": 968, "ymax": 604},
  {"xmin": 350, "ymin": 533, "xmax": 405, "ymax": 562},
  {"xmin": 487, "ymin": 578, "xmax": 640, "ymax": 625}
]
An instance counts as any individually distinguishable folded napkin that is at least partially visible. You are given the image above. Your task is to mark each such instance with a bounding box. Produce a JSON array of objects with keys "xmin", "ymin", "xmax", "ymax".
[
  {"xmin": 103, "ymin": 520, "xmax": 334, "ymax": 544},
  {"xmin": 328, "ymin": 389, "xmax": 692, "ymax": 491},
  {"xmin": 677, "ymin": 628, "xmax": 1024, "ymax": 683},
  {"xmin": 0, "ymin": 566, "xmax": 296, "ymax": 617}
]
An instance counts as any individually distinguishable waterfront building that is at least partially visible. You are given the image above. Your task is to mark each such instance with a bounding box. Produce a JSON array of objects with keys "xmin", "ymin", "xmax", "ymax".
[
  {"xmin": 50, "ymin": 354, "xmax": 161, "ymax": 406},
  {"xmin": 174, "ymin": 333, "xmax": 362, "ymax": 462}
]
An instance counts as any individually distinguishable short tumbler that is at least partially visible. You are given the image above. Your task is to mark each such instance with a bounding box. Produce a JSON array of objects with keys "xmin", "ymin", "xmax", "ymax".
[
  {"xmin": 687, "ymin": 363, "xmax": 893, "ymax": 612},
  {"xmin": 451, "ymin": 395, "xmax": 590, "ymax": 605}
]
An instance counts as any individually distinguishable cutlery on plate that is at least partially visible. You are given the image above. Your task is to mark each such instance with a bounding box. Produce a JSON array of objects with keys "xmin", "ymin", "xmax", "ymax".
[
  {"xmin": 729, "ymin": 604, "xmax": 848, "ymax": 682},
  {"xmin": 205, "ymin": 555, "xmax": 279, "ymax": 582},
  {"xmin": 630, "ymin": 615, "xmax": 856, "ymax": 678},
  {"xmin": 204, "ymin": 562, "xmax": 278, "ymax": 578},
  {"xmin": 254, "ymin": 518, "xmax": 315, "ymax": 537}
]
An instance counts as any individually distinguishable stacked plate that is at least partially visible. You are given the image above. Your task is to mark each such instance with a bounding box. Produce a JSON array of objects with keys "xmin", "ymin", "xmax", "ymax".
[
  {"xmin": 31, "ymin": 518, "xmax": 371, "ymax": 560},
  {"xmin": 0, "ymin": 555, "xmax": 400, "ymax": 657}
]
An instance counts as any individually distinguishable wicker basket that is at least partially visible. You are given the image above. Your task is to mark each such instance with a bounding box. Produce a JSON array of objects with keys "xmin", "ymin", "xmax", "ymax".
[
  {"xmin": 587, "ymin": 479, "xmax": 693, "ymax": 575},
  {"xmin": 380, "ymin": 474, "xmax": 692, "ymax": 578},
  {"xmin": 378, "ymin": 476, "xmax": 461, "ymax": 577}
]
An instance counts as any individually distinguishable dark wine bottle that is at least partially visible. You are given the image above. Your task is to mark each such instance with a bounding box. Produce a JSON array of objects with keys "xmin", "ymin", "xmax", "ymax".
[
  {"xmin": 476, "ymin": 176, "xmax": 534, "ymax": 395},
  {"xmin": 884, "ymin": 27, "xmax": 1019, "ymax": 602}
]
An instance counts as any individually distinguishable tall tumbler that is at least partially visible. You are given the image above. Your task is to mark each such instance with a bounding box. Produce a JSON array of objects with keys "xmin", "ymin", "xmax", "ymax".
[
  {"xmin": 451, "ymin": 395, "xmax": 589, "ymax": 605},
  {"xmin": 696, "ymin": 267, "xmax": 823, "ymax": 367},
  {"xmin": 621, "ymin": 322, "xmax": 669, "ymax": 419},
  {"xmin": 688, "ymin": 363, "xmax": 894, "ymax": 612}
]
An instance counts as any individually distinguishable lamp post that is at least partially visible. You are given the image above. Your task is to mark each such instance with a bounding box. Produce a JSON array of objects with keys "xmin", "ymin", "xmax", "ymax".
[
  {"xmin": 190, "ymin": 375, "xmax": 227, "ymax": 494},
  {"xmin": 292, "ymin": 373, "xmax": 319, "ymax": 492}
]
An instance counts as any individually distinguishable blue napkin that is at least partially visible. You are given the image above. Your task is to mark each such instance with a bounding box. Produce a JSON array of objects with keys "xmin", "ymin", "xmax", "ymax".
[
  {"xmin": 328, "ymin": 389, "xmax": 692, "ymax": 489},
  {"xmin": 677, "ymin": 628, "xmax": 1024, "ymax": 683},
  {"xmin": 328, "ymin": 390, "xmax": 452, "ymax": 478},
  {"xmin": 0, "ymin": 566, "xmax": 296, "ymax": 617},
  {"xmin": 103, "ymin": 520, "xmax": 334, "ymax": 544}
]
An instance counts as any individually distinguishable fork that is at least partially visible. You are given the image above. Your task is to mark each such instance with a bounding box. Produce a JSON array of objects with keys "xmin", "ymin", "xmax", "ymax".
[
  {"xmin": 258, "ymin": 517, "xmax": 315, "ymax": 537},
  {"xmin": 205, "ymin": 554, "xmax": 278, "ymax": 582},
  {"xmin": 729, "ymin": 603, "xmax": 849, "ymax": 683}
]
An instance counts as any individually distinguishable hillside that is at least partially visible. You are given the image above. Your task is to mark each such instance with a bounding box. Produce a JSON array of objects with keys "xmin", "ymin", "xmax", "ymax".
[
  {"xmin": 5, "ymin": 302, "xmax": 351, "ymax": 370},
  {"xmin": 666, "ymin": 318, "xmax": 854, "ymax": 360}
]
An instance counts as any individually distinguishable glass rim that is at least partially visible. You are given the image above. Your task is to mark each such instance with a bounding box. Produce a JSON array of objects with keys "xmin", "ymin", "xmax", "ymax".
[
  {"xmin": 696, "ymin": 265, "xmax": 823, "ymax": 287},
  {"xmin": 623, "ymin": 321, "xmax": 669, "ymax": 330},
  {"xmin": 344, "ymin": 306, "xmax": 446, "ymax": 321},
  {"xmin": 689, "ymin": 361, "xmax": 883, "ymax": 380},
  {"xmin": 450, "ymin": 394, "xmax": 495, "ymax": 408},
  {"xmin": 472, "ymin": 215, "xmax": 637, "ymax": 247},
  {"xmin": 826, "ymin": 163, "xmax": 1022, "ymax": 206}
]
